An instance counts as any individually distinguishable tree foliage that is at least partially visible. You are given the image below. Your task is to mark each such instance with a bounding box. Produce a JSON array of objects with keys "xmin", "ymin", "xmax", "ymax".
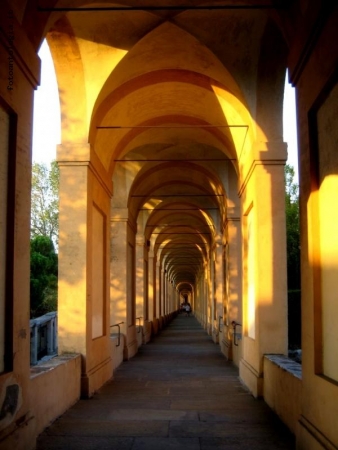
[
  {"xmin": 30, "ymin": 235, "xmax": 58, "ymax": 318},
  {"xmin": 30, "ymin": 161, "xmax": 59, "ymax": 318},
  {"xmin": 31, "ymin": 160, "xmax": 59, "ymax": 247},
  {"xmin": 285, "ymin": 164, "xmax": 301, "ymax": 349},
  {"xmin": 285, "ymin": 164, "xmax": 300, "ymax": 290}
]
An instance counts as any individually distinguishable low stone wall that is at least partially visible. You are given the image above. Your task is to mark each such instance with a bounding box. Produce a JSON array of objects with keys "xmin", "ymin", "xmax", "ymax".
[
  {"xmin": 263, "ymin": 354, "xmax": 302, "ymax": 435},
  {"xmin": 30, "ymin": 354, "xmax": 81, "ymax": 438}
]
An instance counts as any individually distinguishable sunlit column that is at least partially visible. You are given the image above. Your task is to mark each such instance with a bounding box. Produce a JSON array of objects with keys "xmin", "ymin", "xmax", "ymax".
[
  {"xmin": 227, "ymin": 218, "xmax": 242, "ymax": 326},
  {"xmin": 169, "ymin": 280, "xmax": 174, "ymax": 312},
  {"xmin": 221, "ymin": 218, "xmax": 242, "ymax": 363},
  {"xmin": 148, "ymin": 252, "xmax": 155, "ymax": 320},
  {"xmin": 239, "ymin": 143, "xmax": 287, "ymax": 397},
  {"xmin": 215, "ymin": 238, "xmax": 224, "ymax": 330},
  {"xmin": 204, "ymin": 259, "xmax": 212, "ymax": 333},
  {"xmin": 161, "ymin": 269, "xmax": 165, "ymax": 315},
  {"xmin": 155, "ymin": 261, "xmax": 161, "ymax": 318},
  {"xmin": 165, "ymin": 272, "xmax": 170, "ymax": 315},
  {"xmin": 58, "ymin": 161, "xmax": 89, "ymax": 356},
  {"xmin": 110, "ymin": 209, "xmax": 138, "ymax": 360},
  {"xmin": 110, "ymin": 214, "xmax": 128, "ymax": 328},
  {"xmin": 167, "ymin": 279, "xmax": 171, "ymax": 314},
  {"xmin": 135, "ymin": 235, "xmax": 145, "ymax": 324},
  {"xmin": 58, "ymin": 143, "xmax": 113, "ymax": 395},
  {"xmin": 210, "ymin": 254, "xmax": 216, "ymax": 325}
]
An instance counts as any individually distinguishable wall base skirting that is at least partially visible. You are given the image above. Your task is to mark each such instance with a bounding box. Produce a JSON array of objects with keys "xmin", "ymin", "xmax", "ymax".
[
  {"xmin": 81, "ymin": 356, "xmax": 113, "ymax": 398},
  {"xmin": 239, "ymin": 358, "xmax": 263, "ymax": 398},
  {"xmin": 123, "ymin": 338, "xmax": 138, "ymax": 361},
  {"xmin": 297, "ymin": 415, "xmax": 338, "ymax": 450},
  {"xmin": 221, "ymin": 338, "xmax": 232, "ymax": 361}
]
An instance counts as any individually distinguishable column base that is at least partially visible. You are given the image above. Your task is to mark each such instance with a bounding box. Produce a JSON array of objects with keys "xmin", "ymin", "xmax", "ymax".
[
  {"xmin": 142, "ymin": 321, "xmax": 152, "ymax": 344},
  {"xmin": 0, "ymin": 413, "xmax": 36, "ymax": 450},
  {"xmin": 123, "ymin": 338, "xmax": 138, "ymax": 360},
  {"xmin": 211, "ymin": 328, "xmax": 219, "ymax": 344},
  {"xmin": 297, "ymin": 415, "xmax": 337, "ymax": 450},
  {"xmin": 239, "ymin": 358, "xmax": 263, "ymax": 398},
  {"xmin": 151, "ymin": 318, "xmax": 160, "ymax": 335},
  {"xmin": 123, "ymin": 325, "xmax": 138, "ymax": 360},
  {"xmin": 221, "ymin": 337, "xmax": 233, "ymax": 361},
  {"xmin": 81, "ymin": 356, "xmax": 113, "ymax": 398}
]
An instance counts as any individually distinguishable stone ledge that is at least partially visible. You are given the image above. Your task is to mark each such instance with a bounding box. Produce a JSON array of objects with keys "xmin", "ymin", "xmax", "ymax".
[
  {"xmin": 30, "ymin": 354, "xmax": 80, "ymax": 379},
  {"xmin": 264, "ymin": 354, "xmax": 302, "ymax": 380}
]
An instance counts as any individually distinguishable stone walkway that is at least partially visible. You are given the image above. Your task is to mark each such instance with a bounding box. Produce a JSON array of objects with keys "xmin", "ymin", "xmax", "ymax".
[{"xmin": 36, "ymin": 315, "xmax": 295, "ymax": 449}]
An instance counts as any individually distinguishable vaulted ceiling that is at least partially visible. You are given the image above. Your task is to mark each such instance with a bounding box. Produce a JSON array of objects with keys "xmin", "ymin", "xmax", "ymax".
[{"xmin": 20, "ymin": 0, "xmax": 298, "ymax": 292}]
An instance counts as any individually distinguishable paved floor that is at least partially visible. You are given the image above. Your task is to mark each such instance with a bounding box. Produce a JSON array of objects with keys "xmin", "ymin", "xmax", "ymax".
[{"xmin": 36, "ymin": 315, "xmax": 295, "ymax": 450}]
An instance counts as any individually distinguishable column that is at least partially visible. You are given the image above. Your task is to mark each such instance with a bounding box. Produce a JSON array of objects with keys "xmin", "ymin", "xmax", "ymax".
[
  {"xmin": 58, "ymin": 144, "xmax": 113, "ymax": 396},
  {"xmin": 214, "ymin": 239, "xmax": 224, "ymax": 344},
  {"xmin": 148, "ymin": 252, "xmax": 155, "ymax": 322},
  {"xmin": 111, "ymin": 211, "xmax": 137, "ymax": 360},
  {"xmin": 239, "ymin": 142, "xmax": 287, "ymax": 397},
  {"xmin": 135, "ymin": 235, "xmax": 145, "ymax": 323},
  {"xmin": 161, "ymin": 269, "xmax": 165, "ymax": 316},
  {"xmin": 155, "ymin": 261, "xmax": 161, "ymax": 319},
  {"xmin": 221, "ymin": 219, "xmax": 242, "ymax": 362}
]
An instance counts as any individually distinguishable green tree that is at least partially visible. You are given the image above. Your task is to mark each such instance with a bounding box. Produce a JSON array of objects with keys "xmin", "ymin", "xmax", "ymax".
[
  {"xmin": 30, "ymin": 235, "xmax": 58, "ymax": 317},
  {"xmin": 285, "ymin": 164, "xmax": 301, "ymax": 349},
  {"xmin": 285, "ymin": 164, "xmax": 300, "ymax": 290},
  {"xmin": 31, "ymin": 160, "xmax": 59, "ymax": 247}
]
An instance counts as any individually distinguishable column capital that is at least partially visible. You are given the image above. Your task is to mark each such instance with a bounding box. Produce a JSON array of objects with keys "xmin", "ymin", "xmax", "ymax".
[
  {"xmin": 57, "ymin": 143, "xmax": 91, "ymax": 162},
  {"xmin": 57, "ymin": 143, "xmax": 113, "ymax": 196},
  {"xmin": 136, "ymin": 235, "xmax": 145, "ymax": 246},
  {"xmin": 215, "ymin": 233, "xmax": 224, "ymax": 247},
  {"xmin": 239, "ymin": 140, "xmax": 287, "ymax": 197}
]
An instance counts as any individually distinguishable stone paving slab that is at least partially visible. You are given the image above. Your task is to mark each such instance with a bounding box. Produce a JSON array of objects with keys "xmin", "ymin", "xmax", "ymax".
[
  {"xmin": 169, "ymin": 421, "xmax": 285, "ymax": 438},
  {"xmin": 36, "ymin": 315, "xmax": 295, "ymax": 449},
  {"xmin": 63, "ymin": 408, "xmax": 198, "ymax": 421},
  {"xmin": 170, "ymin": 398, "xmax": 259, "ymax": 410},
  {"xmin": 132, "ymin": 437, "xmax": 200, "ymax": 450},
  {"xmin": 36, "ymin": 436, "xmax": 133, "ymax": 450},
  {"xmin": 198, "ymin": 409, "xmax": 283, "ymax": 424},
  {"xmin": 200, "ymin": 437, "xmax": 294, "ymax": 450},
  {"xmin": 44, "ymin": 420, "xmax": 169, "ymax": 437}
]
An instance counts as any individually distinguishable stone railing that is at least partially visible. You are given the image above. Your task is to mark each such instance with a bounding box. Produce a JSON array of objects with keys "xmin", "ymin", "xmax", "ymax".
[{"xmin": 30, "ymin": 311, "xmax": 57, "ymax": 365}]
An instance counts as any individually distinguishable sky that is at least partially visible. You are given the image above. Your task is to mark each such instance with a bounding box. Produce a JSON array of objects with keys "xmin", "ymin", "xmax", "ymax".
[
  {"xmin": 32, "ymin": 40, "xmax": 61, "ymax": 165},
  {"xmin": 32, "ymin": 40, "xmax": 299, "ymax": 180}
]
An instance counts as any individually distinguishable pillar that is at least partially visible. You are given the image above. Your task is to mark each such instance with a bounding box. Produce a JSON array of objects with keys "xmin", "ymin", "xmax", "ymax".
[
  {"xmin": 239, "ymin": 142, "xmax": 288, "ymax": 397},
  {"xmin": 161, "ymin": 269, "xmax": 165, "ymax": 316},
  {"xmin": 110, "ymin": 208, "xmax": 137, "ymax": 360},
  {"xmin": 58, "ymin": 143, "xmax": 113, "ymax": 397},
  {"xmin": 135, "ymin": 235, "xmax": 145, "ymax": 323},
  {"xmin": 148, "ymin": 251, "xmax": 156, "ymax": 332},
  {"xmin": 221, "ymin": 218, "xmax": 242, "ymax": 363},
  {"xmin": 213, "ymin": 239, "xmax": 224, "ymax": 344},
  {"xmin": 155, "ymin": 261, "xmax": 161, "ymax": 319}
]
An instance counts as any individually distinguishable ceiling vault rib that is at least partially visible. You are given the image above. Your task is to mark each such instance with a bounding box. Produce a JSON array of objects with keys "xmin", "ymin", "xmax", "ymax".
[
  {"xmin": 140, "ymin": 208, "xmax": 218, "ymax": 210},
  {"xmin": 146, "ymin": 224, "xmax": 215, "ymax": 227},
  {"xmin": 166, "ymin": 257, "xmax": 204, "ymax": 259},
  {"xmin": 158, "ymin": 246, "xmax": 208, "ymax": 248},
  {"xmin": 97, "ymin": 125, "xmax": 248, "ymax": 129},
  {"xmin": 133, "ymin": 194, "xmax": 224, "ymax": 197},
  {"xmin": 37, "ymin": 5, "xmax": 285, "ymax": 12},
  {"xmin": 115, "ymin": 159, "xmax": 236, "ymax": 162},
  {"xmin": 152, "ymin": 232, "xmax": 212, "ymax": 234}
]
